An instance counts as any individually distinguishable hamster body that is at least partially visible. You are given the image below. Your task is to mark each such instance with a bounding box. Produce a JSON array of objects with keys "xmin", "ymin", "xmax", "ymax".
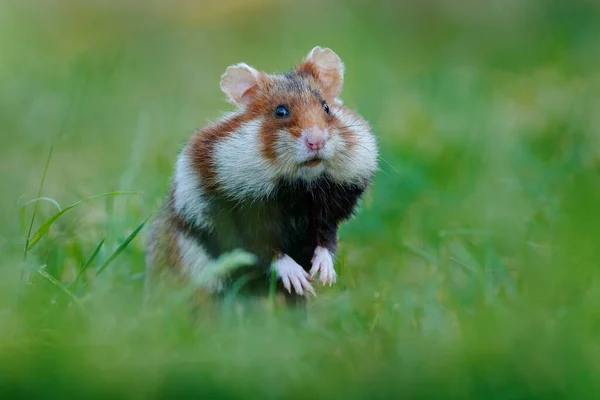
[{"xmin": 146, "ymin": 47, "xmax": 378, "ymax": 302}]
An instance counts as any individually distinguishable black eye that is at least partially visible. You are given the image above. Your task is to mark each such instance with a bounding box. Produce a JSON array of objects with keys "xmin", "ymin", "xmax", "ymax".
[
  {"xmin": 322, "ymin": 101, "xmax": 330, "ymax": 114},
  {"xmin": 275, "ymin": 105, "xmax": 289, "ymax": 119}
]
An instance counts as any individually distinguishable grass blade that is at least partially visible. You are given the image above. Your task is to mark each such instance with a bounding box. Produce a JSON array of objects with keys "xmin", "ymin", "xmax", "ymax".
[
  {"xmin": 193, "ymin": 249, "xmax": 257, "ymax": 286},
  {"xmin": 37, "ymin": 267, "xmax": 85, "ymax": 311},
  {"xmin": 96, "ymin": 215, "xmax": 151, "ymax": 276},
  {"xmin": 82, "ymin": 237, "xmax": 106, "ymax": 272},
  {"xmin": 27, "ymin": 191, "xmax": 140, "ymax": 251},
  {"xmin": 448, "ymin": 240, "xmax": 480, "ymax": 275},
  {"xmin": 24, "ymin": 145, "xmax": 53, "ymax": 258},
  {"xmin": 404, "ymin": 243, "xmax": 437, "ymax": 263},
  {"xmin": 19, "ymin": 145, "xmax": 54, "ymax": 298},
  {"xmin": 22, "ymin": 197, "xmax": 62, "ymax": 211},
  {"xmin": 20, "ymin": 197, "xmax": 62, "ymax": 236},
  {"xmin": 68, "ymin": 237, "xmax": 106, "ymax": 289}
]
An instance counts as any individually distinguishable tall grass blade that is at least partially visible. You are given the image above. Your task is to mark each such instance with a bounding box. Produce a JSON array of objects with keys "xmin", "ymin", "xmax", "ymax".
[
  {"xmin": 192, "ymin": 249, "xmax": 257, "ymax": 286},
  {"xmin": 22, "ymin": 197, "xmax": 62, "ymax": 211},
  {"xmin": 19, "ymin": 145, "xmax": 54, "ymax": 297},
  {"xmin": 269, "ymin": 268, "xmax": 277, "ymax": 300},
  {"xmin": 24, "ymin": 145, "xmax": 53, "ymax": 258},
  {"xmin": 27, "ymin": 191, "xmax": 140, "ymax": 251},
  {"xmin": 19, "ymin": 197, "xmax": 62, "ymax": 236},
  {"xmin": 404, "ymin": 243, "xmax": 437, "ymax": 263},
  {"xmin": 448, "ymin": 240, "xmax": 480, "ymax": 275},
  {"xmin": 37, "ymin": 267, "xmax": 85, "ymax": 312},
  {"xmin": 68, "ymin": 237, "xmax": 106, "ymax": 289},
  {"xmin": 174, "ymin": 249, "xmax": 257, "ymax": 308},
  {"xmin": 82, "ymin": 237, "xmax": 106, "ymax": 272},
  {"xmin": 95, "ymin": 215, "xmax": 150, "ymax": 276}
]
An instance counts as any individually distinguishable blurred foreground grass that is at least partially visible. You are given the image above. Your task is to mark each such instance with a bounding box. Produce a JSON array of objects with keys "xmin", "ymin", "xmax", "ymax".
[{"xmin": 2, "ymin": 0, "xmax": 600, "ymax": 398}]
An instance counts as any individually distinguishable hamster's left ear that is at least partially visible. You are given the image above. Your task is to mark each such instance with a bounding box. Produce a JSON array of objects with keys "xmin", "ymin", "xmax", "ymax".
[
  {"xmin": 220, "ymin": 63, "xmax": 261, "ymax": 106},
  {"xmin": 299, "ymin": 46, "xmax": 345, "ymax": 99}
]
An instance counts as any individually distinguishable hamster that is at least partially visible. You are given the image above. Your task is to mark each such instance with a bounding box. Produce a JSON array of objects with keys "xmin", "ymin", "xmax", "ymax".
[{"xmin": 145, "ymin": 46, "xmax": 378, "ymax": 303}]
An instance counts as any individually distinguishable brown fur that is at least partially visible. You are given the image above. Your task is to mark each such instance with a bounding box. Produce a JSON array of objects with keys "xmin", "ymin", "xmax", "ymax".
[
  {"xmin": 189, "ymin": 114, "xmax": 246, "ymax": 190},
  {"xmin": 251, "ymin": 71, "xmax": 335, "ymax": 167},
  {"xmin": 145, "ymin": 197, "xmax": 183, "ymax": 295},
  {"xmin": 330, "ymin": 107, "xmax": 362, "ymax": 152}
]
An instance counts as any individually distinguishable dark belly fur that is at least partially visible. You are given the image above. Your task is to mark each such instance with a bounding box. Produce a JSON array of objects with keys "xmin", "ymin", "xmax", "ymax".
[{"xmin": 173, "ymin": 177, "xmax": 367, "ymax": 297}]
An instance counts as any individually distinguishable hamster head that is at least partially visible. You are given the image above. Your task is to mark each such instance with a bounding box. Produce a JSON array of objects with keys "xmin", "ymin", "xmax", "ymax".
[{"xmin": 219, "ymin": 46, "xmax": 377, "ymax": 185}]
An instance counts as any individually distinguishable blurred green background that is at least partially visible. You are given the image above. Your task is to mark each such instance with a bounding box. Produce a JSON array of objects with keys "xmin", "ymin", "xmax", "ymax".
[{"xmin": 2, "ymin": 0, "xmax": 600, "ymax": 398}]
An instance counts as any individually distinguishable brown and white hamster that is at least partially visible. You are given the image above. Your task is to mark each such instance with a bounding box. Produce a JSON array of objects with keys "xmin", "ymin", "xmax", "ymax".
[{"xmin": 146, "ymin": 46, "xmax": 378, "ymax": 301}]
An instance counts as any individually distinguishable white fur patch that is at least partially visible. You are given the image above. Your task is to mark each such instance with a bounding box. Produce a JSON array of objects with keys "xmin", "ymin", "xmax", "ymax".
[
  {"xmin": 273, "ymin": 128, "xmax": 332, "ymax": 182},
  {"xmin": 326, "ymin": 106, "xmax": 378, "ymax": 184},
  {"xmin": 209, "ymin": 106, "xmax": 376, "ymax": 197},
  {"xmin": 177, "ymin": 232, "xmax": 223, "ymax": 292},
  {"xmin": 296, "ymin": 163, "xmax": 326, "ymax": 181},
  {"xmin": 272, "ymin": 129, "xmax": 301, "ymax": 177},
  {"xmin": 173, "ymin": 148, "xmax": 213, "ymax": 230},
  {"xmin": 213, "ymin": 118, "xmax": 279, "ymax": 201}
]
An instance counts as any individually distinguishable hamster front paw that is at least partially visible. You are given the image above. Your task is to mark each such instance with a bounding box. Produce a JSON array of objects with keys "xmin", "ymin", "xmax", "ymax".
[
  {"xmin": 309, "ymin": 246, "xmax": 337, "ymax": 286},
  {"xmin": 273, "ymin": 254, "xmax": 315, "ymax": 296}
]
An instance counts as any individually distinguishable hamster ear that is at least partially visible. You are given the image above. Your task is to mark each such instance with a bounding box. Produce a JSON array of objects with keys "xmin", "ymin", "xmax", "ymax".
[
  {"xmin": 301, "ymin": 46, "xmax": 345, "ymax": 99},
  {"xmin": 220, "ymin": 63, "xmax": 260, "ymax": 105}
]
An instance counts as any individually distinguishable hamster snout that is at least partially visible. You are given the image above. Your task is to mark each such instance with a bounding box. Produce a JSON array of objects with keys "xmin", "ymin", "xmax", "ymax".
[{"xmin": 302, "ymin": 126, "xmax": 329, "ymax": 152}]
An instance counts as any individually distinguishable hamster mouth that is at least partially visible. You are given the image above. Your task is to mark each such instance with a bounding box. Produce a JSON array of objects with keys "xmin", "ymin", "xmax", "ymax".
[{"xmin": 300, "ymin": 157, "xmax": 323, "ymax": 168}]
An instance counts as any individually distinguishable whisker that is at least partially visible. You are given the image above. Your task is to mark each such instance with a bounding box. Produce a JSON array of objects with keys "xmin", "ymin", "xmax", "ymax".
[
  {"xmin": 377, "ymin": 155, "xmax": 401, "ymax": 176},
  {"xmin": 335, "ymin": 124, "xmax": 368, "ymax": 130},
  {"xmin": 343, "ymin": 140, "xmax": 401, "ymax": 178}
]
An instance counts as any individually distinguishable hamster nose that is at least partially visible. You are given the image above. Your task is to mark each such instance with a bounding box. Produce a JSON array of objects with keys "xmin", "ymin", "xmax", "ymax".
[
  {"xmin": 306, "ymin": 137, "xmax": 325, "ymax": 151},
  {"xmin": 303, "ymin": 127, "xmax": 328, "ymax": 151}
]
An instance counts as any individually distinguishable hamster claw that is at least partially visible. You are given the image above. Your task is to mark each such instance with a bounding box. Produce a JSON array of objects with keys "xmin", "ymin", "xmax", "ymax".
[
  {"xmin": 273, "ymin": 254, "xmax": 315, "ymax": 296},
  {"xmin": 309, "ymin": 246, "xmax": 337, "ymax": 287}
]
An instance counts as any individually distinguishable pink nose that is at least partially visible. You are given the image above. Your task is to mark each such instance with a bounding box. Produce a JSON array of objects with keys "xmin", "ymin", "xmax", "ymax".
[
  {"xmin": 303, "ymin": 126, "xmax": 328, "ymax": 151},
  {"xmin": 306, "ymin": 137, "xmax": 325, "ymax": 151}
]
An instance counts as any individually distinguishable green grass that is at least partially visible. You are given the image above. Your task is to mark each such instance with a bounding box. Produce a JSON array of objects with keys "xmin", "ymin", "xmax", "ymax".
[{"xmin": 2, "ymin": 0, "xmax": 600, "ymax": 398}]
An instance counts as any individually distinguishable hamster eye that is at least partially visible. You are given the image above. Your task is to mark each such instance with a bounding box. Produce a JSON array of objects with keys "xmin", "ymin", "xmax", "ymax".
[
  {"xmin": 322, "ymin": 101, "xmax": 330, "ymax": 114},
  {"xmin": 274, "ymin": 105, "xmax": 290, "ymax": 119}
]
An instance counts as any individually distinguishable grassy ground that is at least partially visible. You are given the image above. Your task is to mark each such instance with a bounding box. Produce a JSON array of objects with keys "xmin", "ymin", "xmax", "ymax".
[{"xmin": 2, "ymin": 0, "xmax": 600, "ymax": 398}]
